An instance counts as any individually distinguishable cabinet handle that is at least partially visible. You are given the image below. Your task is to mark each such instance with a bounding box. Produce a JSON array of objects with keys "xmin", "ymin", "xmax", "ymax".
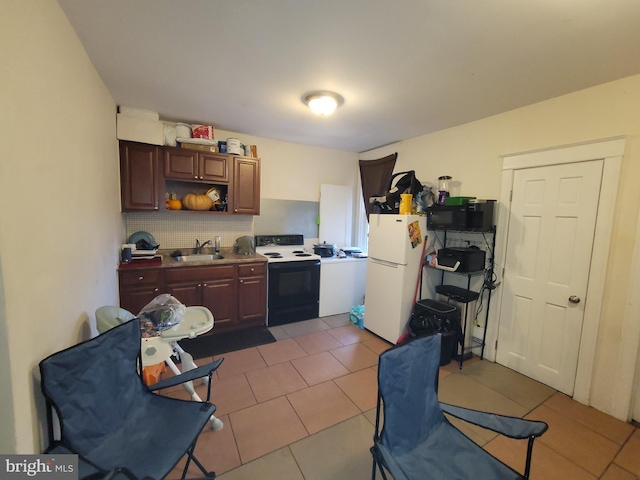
[
  {"xmin": 235, "ymin": 208, "xmax": 238, "ymax": 212},
  {"xmin": 199, "ymin": 176, "xmax": 203, "ymax": 179},
  {"xmin": 240, "ymin": 279, "xmax": 244, "ymax": 283},
  {"xmin": 250, "ymin": 267, "xmax": 254, "ymax": 272},
  {"xmin": 203, "ymin": 283, "xmax": 207, "ymax": 287},
  {"xmin": 194, "ymin": 175, "xmax": 198, "ymax": 179},
  {"xmin": 198, "ymin": 283, "xmax": 202, "ymax": 287},
  {"xmin": 138, "ymin": 276, "xmax": 144, "ymax": 281},
  {"xmin": 154, "ymin": 288, "xmax": 159, "ymax": 292}
]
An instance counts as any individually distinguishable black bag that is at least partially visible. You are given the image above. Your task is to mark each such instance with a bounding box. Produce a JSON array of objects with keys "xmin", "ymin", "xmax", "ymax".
[{"xmin": 370, "ymin": 170, "xmax": 423, "ymax": 214}]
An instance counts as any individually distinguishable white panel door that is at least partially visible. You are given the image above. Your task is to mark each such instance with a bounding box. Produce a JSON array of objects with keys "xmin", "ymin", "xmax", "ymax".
[{"xmin": 497, "ymin": 160, "xmax": 602, "ymax": 394}]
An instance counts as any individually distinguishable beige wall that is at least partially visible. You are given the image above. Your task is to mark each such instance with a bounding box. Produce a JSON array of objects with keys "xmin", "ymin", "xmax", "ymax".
[
  {"xmin": 0, "ymin": 0, "xmax": 122, "ymax": 452},
  {"xmin": 215, "ymin": 129, "xmax": 359, "ymax": 202},
  {"xmin": 363, "ymin": 74, "xmax": 640, "ymax": 414}
]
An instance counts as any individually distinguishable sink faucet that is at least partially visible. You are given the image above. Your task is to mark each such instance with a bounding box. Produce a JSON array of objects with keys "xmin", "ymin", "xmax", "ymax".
[{"xmin": 195, "ymin": 239, "xmax": 212, "ymax": 254}]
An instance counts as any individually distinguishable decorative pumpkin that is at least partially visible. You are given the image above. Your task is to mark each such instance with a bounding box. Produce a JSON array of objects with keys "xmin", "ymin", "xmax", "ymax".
[
  {"xmin": 182, "ymin": 193, "xmax": 213, "ymax": 211},
  {"xmin": 166, "ymin": 193, "xmax": 182, "ymax": 210}
]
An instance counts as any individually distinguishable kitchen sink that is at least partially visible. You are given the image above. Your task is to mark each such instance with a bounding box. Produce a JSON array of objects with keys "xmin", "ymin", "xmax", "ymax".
[{"xmin": 173, "ymin": 254, "xmax": 225, "ymax": 262}]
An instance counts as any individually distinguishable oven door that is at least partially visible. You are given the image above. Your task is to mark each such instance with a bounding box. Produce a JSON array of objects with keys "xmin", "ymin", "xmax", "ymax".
[{"xmin": 267, "ymin": 260, "xmax": 320, "ymax": 325}]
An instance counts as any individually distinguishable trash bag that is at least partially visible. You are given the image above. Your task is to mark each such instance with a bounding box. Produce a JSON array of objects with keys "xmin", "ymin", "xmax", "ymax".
[{"xmin": 137, "ymin": 294, "xmax": 186, "ymax": 338}]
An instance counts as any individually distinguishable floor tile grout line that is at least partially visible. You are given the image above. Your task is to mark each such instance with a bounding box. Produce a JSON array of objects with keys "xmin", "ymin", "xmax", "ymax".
[
  {"xmin": 540, "ymin": 395, "xmax": 637, "ymax": 447},
  {"xmin": 190, "ymin": 320, "xmax": 640, "ymax": 478}
]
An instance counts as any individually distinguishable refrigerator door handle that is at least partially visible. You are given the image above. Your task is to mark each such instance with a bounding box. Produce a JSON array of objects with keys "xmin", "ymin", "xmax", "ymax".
[{"xmin": 370, "ymin": 258, "xmax": 400, "ymax": 268}]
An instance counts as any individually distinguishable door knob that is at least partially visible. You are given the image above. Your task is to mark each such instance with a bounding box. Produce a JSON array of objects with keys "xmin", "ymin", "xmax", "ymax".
[{"xmin": 569, "ymin": 295, "xmax": 581, "ymax": 304}]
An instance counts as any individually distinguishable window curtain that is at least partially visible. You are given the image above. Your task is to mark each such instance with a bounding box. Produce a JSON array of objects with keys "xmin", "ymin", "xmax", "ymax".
[{"xmin": 359, "ymin": 153, "xmax": 397, "ymax": 221}]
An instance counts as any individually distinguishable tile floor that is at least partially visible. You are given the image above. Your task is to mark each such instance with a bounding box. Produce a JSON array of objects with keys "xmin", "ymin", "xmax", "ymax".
[{"xmin": 164, "ymin": 314, "xmax": 640, "ymax": 479}]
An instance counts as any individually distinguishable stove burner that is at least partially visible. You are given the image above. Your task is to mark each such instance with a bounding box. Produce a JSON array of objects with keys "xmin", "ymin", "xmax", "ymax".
[
  {"xmin": 292, "ymin": 250, "xmax": 305, "ymax": 254},
  {"xmin": 295, "ymin": 253, "xmax": 312, "ymax": 257},
  {"xmin": 264, "ymin": 252, "xmax": 283, "ymax": 258}
]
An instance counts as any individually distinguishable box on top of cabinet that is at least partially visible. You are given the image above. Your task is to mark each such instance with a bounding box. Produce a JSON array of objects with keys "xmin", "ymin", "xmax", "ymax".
[{"xmin": 117, "ymin": 114, "xmax": 164, "ymax": 145}]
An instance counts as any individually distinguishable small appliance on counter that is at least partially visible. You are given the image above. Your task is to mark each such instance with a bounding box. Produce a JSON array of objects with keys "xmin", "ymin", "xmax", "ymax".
[
  {"xmin": 234, "ymin": 236, "xmax": 255, "ymax": 254},
  {"xmin": 313, "ymin": 242, "xmax": 336, "ymax": 257},
  {"xmin": 437, "ymin": 175, "xmax": 452, "ymax": 205}
]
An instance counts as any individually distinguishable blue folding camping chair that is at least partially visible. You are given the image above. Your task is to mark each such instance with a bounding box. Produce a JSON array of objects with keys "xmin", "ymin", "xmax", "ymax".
[
  {"xmin": 371, "ymin": 334, "xmax": 548, "ymax": 479},
  {"xmin": 40, "ymin": 318, "xmax": 223, "ymax": 480}
]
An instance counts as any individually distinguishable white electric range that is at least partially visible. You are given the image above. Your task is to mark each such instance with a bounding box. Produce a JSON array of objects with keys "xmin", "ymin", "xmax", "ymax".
[
  {"xmin": 255, "ymin": 234, "xmax": 321, "ymax": 263},
  {"xmin": 255, "ymin": 235, "xmax": 321, "ymax": 325}
]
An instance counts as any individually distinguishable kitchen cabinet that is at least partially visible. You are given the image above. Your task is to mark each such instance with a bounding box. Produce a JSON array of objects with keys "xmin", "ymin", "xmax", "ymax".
[
  {"xmin": 118, "ymin": 268, "xmax": 164, "ymax": 314},
  {"xmin": 119, "ymin": 142, "xmax": 260, "ymax": 215},
  {"xmin": 165, "ymin": 265, "xmax": 237, "ymax": 332},
  {"xmin": 164, "ymin": 147, "xmax": 230, "ymax": 183},
  {"xmin": 237, "ymin": 262, "xmax": 267, "ymax": 325},
  {"xmin": 319, "ymin": 257, "xmax": 367, "ymax": 317},
  {"xmin": 231, "ymin": 157, "xmax": 260, "ymax": 215},
  {"xmin": 119, "ymin": 141, "xmax": 161, "ymax": 211}
]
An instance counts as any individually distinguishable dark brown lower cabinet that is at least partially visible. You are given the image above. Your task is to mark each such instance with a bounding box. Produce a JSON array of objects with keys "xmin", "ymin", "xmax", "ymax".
[
  {"xmin": 120, "ymin": 262, "xmax": 267, "ymax": 333},
  {"xmin": 165, "ymin": 265, "xmax": 236, "ymax": 334},
  {"xmin": 237, "ymin": 263, "xmax": 267, "ymax": 326},
  {"xmin": 118, "ymin": 269, "xmax": 163, "ymax": 314}
]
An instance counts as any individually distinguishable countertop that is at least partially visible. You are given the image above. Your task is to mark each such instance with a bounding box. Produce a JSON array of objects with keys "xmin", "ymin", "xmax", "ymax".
[
  {"xmin": 119, "ymin": 247, "xmax": 267, "ymax": 270},
  {"xmin": 320, "ymin": 255, "xmax": 368, "ymax": 264}
]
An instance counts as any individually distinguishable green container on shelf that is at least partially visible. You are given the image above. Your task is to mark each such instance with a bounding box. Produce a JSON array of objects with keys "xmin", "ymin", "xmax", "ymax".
[{"xmin": 444, "ymin": 196, "xmax": 476, "ymax": 206}]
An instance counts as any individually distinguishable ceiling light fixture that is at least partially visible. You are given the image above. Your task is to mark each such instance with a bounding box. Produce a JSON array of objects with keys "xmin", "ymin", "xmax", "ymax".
[{"xmin": 302, "ymin": 91, "xmax": 344, "ymax": 115}]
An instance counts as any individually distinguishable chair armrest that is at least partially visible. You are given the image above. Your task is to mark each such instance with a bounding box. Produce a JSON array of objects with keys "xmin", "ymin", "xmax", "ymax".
[
  {"xmin": 148, "ymin": 358, "xmax": 223, "ymax": 392},
  {"xmin": 440, "ymin": 402, "xmax": 548, "ymax": 439}
]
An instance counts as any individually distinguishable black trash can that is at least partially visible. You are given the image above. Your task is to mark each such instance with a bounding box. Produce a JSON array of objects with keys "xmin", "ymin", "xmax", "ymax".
[{"xmin": 409, "ymin": 299, "xmax": 462, "ymax": 366}]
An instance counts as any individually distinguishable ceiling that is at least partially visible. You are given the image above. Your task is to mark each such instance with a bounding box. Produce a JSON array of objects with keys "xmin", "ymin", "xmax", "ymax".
[{"xmin": 57, "ymin": 0, "xmax": 640, "ymax": 153}]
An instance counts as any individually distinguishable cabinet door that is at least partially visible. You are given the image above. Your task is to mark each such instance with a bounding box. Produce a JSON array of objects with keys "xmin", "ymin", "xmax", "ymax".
[
  {"xmin": 120, "ymin": 286, "xmax": 161, "ymax": 315},
  {"xmin": 119, "ymin": 268, "xmax": 163, "ymax": 313},
  {"xmin": 238, "ymin": 275, "xmax": 266, "ymax": 325},
  {"xmin": 199, "ymin": 153, "xmax": 230, "ymax": 183},
  {"xmin": 232, "ymin": 157, "xmax": 260, "ymax": 215},
  {"xmin": 165, "ymin": 282, "xmax": 200, "ymax": 307},
  {"xmin": 164, "ymin": 148, "xmax": 198, "ymax": 180},
  {"xmin": 202, "ymin": 279, "xmax": 237, "ymax": 330},
  {"xmin": 120, "ymin": 141, "xmax": 160, "ymax": 211}
]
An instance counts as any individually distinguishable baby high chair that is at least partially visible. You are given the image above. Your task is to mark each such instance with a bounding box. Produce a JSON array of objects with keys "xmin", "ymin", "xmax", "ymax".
[{"xmin": 95, "ymin": 305, "xmax": 224, "ymax": 431}]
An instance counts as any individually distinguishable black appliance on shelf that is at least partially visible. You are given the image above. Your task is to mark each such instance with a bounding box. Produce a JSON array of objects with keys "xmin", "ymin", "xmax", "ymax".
[
  {"xmin": 427, "ymin": 199, "xmax": 495, "ymax": 231},
  {"xmin": 437, "ymin": 247, "xmax": 486, "ymax": 273}
]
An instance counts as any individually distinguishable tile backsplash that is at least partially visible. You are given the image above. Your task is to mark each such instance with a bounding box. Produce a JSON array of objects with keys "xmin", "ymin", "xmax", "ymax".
[{"xmin": 123, "ymin": 212, "xmax": 254, "ymax": 250}]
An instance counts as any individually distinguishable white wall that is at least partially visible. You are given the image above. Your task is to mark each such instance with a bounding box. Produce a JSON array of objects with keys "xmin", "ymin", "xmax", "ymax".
[
  {"xmin": 0, "ymin": 0, "xmax": 122, "ymax": 452},
  {"xmin": 362, "ymin": 74, "xmax": 640, "ymax": 415},
  {"xmin": 216, "ymin": 129, "xmax": 359, "ymax": 202}
]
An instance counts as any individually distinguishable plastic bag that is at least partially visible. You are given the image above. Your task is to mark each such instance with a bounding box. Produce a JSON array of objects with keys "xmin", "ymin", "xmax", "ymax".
[
  {"xmin": 349, "ymin": 305, "xmax": 365, "ymax": 330},
  {"xmin": 137, "ymin": 294, "xmax": 186, "ymax": 338}
]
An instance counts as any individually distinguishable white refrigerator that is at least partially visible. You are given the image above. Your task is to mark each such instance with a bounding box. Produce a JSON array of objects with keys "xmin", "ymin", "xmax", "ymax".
[{"xmin": 364, "ymin": 214, "xmax": 426, "ymax": 343}]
